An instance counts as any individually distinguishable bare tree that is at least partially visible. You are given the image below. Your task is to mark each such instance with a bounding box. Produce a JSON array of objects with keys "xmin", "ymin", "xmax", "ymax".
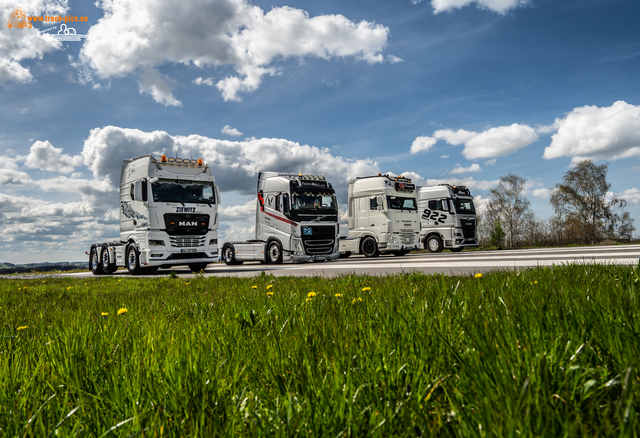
[
  {"xmin": 486, "ymin": 174, "xmax": 534, "ymax": 248},
  {"xmin": 550, "ymin": 160, "xmax": 634, "ymax": 244}
]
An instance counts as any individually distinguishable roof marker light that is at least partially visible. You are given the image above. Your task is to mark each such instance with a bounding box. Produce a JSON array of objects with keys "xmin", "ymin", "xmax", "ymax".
[
  {"xmin": 161, "ymin": 155, "xmax": 167, "ymax": 162},
  {"xmin": 197, "ymin": 159, "xmax": 203, "ymax": 166}
]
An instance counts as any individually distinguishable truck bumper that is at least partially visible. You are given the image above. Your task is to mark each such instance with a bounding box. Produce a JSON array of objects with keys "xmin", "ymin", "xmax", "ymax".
[
  {"xmin": 142, "ymin": 248, "xmax": 219, "ymax": 266},
  {"xmin": 292, "ymin": 252, "xmax": 340, "ymax": 263}
]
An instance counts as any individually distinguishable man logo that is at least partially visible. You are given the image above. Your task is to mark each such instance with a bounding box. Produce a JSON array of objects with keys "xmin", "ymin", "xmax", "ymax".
[{"xmin": 179, "ymin": 221, "xmax": 197, "ymax": 226}]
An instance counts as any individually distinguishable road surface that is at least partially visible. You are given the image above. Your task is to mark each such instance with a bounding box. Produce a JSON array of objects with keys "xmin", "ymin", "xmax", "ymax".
[{"xmin": 65, "ymin": 244, "xmax": 640, "ymax": 278}]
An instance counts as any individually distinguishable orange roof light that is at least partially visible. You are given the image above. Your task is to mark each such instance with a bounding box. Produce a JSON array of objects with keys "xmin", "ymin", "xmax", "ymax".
[
  {"xmin": 197, "ymin": 159, "xmax": 203, "ymax": 166},
  {"xmin": 161, "ymin": 155, "xmax": 167, "ymax": 162}
]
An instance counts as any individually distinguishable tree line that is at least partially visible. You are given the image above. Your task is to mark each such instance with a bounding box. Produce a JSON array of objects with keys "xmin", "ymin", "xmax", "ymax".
[{"xmin": 478, "ymin": 160, "xmax": 637, "ymax": 248}]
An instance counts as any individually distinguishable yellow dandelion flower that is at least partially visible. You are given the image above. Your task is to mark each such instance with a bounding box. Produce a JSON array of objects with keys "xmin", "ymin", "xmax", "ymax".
[
  {"xmin": 267, "ymin": 285, "xmax": 273, "ymax": 290},
  {"xmin": 118, "ymin": 279, "xmax": 122, "ymax": 282},
  {"xmin": 267, "ymin": 291, "xmax": 274, "ymax": 297},
  {"xmin": 361, "ymin": 287, "xmax": 371, "ymax": 292},
  {"xmin": 184, "ymin": 282, "xmax": 190, "ymax": 285},
  {"xmin": 117, "ymin": 308, "xmax": 128, "ymax": 315},
  {"xmin": 307, "ymin": 292, "xmax": 317, "ymax": 298},
  {"xmin": 67, "ymin": 287, "xmax": 72, "ymax": 290},
  {"xmin": 84, "ymin": 283, "xmax": 87, "ymax": 285},
  {"xmin": 251, "ymin": 285, "xmax": 258, "ymax": 289},
  {"xmin": 474, "ymin": 273, "xmax": 483, "ymax": 279},
  {"xmin": 17, "ymin": 326, "xmax": 28, "ymax": 331},
  {"xmin": 334, "ymin": 293, "xmax": 342, "ymax": 298},
  {"xmin": 534, "ymin": 280, "xmax": 538, "ymax": 284},
  {"xmin": 101, "ymin": 312, "xmax": 109, "ymax": 316},
  {"xmin": 306, "ymin": 297, "xmax": 313, "ymax": 303},
  {"xmin": 352, "ymin": 297, "xmax": 363, "ymax": 304}
]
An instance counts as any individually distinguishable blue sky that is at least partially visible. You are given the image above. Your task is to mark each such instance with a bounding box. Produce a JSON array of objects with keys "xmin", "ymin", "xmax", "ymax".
[{"xmin": 1, "ymin": 0, "xmax": 639, "ymax": 263}]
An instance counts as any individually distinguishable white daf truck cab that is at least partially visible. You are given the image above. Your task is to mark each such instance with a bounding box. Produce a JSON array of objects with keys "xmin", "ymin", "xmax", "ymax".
[
  {"xmin": 221, "ymin": 172, "xmax": 340, "ymax": 265},
  {"xmin": 88, "ymin": 154, "xmax": 220, "ymax": 275},
  {"xmin": 417, "ymin": 184, "xmax": 478, "ymax": 253},
  {"xmin": 339, "ymin": 174, "xmax": 420, "ymax": 258}
]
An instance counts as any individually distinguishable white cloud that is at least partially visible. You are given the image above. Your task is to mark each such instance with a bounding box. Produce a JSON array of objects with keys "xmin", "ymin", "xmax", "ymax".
[
  {"xmin": 24, "ymin": 140, "xmax": 83, "ymax": 173},
  {"xmin": 221, "ymin": 125, "xmax": 243, "ymax": 137},
  {"xmin": 532, "ymin": 188, "xmax": 550, "ymax": 199},
  {"xmin": 617, "ymin": 188, "xmax": 640, "ymax": 206},
  {"xmin": 441, "ymin": 154, "xmax": 450, "ymax": 159},
  {"xmin": 484, "ymin": 158, "xmax": 496, "ymax": 166},
  {"xmin": 193, "ymin": 77, "xmax": 215, "ymax": 86},
  {"xmin": 0, "ymin": 1, "xmax": 67, "ymax": 84},
  {"xmin": 80, "ymin": 0, "xmax": 390, "ymax": 102},
  {"xmin": 219, "ymin": 199, "xmax": 255, "ymax": 219},
  {"xmin": 410, "ymin": 136, "xmax": 437, "ymax": 154},
  {"xmin": 473, "ymin": 195, "xmax": 489, "ymax": 215},
  {"xmin": 450, "ymin": 163, "xmax": 481, "ymax": 174},
  {"xmin": 138, "ymin": 69, "xmax": 182, "ymax": 106},
  {"xmin": 0, "ymin": 157, "xmax": 32, "ymax": 185},
  {"xmin": 430, "ymin": 0, "xmax": 530, "ymax": 15},
  {"xmin": 387, "ymin": 55, "xmax": 404, "ymax": 63},
  {"xmin": 543, "ymin": 101, "xmax": 640, "ymax": 163},
  {"xmin": 434, "ymin": 124, "xmax": 538, "ymax": 159}
]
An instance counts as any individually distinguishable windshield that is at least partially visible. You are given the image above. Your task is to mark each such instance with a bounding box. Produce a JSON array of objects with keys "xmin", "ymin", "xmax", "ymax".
[
  {"xmin": 152, "ymin": 179, "xmax": 216, "ymax": 204},
  {"xmin": 453, "ymin": 198, "xmax": 475, "ymax": 214},
  {"xmin": 387, "ymin": 196, "xmax": 417, "ymax": 211},
  {"xmin": 291, "ymin": 191, "xmax": 337, "ymax": 213}
]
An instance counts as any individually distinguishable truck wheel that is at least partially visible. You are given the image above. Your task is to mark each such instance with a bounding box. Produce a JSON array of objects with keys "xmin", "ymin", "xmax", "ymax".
[
  {"xmin": 101, "ymin": 245, "xmax": 117, "ymax": 274},
  {"xmin": 90, "ymin": 247, "xmax": 104, "ymax": 275},
  {"xmin": 267, "ymin": 241, "xmax": 283, "ymax": 264},
  {"xmin": 361, "ymin": 237, "xmax": 380, "ymax": 258},
  {"xmin": 188, "ymin": 263, "xmax": 208, "ymax": 272},
  {"xmin": 426, "ymin": 235, "xmax": 444, "ymax": 253},
  {"xmin": 450, "ymin": 247, "xmax": 463, "ymax": 253},
  {"xmin": 222, "ymin": 244, "xmax": 243, "ymax": 266},
  {"xmin": 125, "ymin": 244, "xmax": 143, "ymax": 275}
]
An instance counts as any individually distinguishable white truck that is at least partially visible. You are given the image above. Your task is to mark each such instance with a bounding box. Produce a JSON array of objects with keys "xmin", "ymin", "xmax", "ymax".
[
  {"xmin": 418, "ymin": 184, "xmax": 478, "ymax": 253},
  {"xmin": 88, "ymin": 154, "xmax": 221, "ymax": 275},
  {"xmin": 339, "ymin": 174, "xmax": 420, "ymax": 258},
  {"xmin": 221, "ymin": 172, "xmax": 340, "ymax": 264}
]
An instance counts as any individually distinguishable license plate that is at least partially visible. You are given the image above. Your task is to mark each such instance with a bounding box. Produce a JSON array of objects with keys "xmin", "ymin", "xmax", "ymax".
[
  {"xmin": 181, "ymin": 249, "xmax": 197, "ymax": 253},
  {"xmin": 303, "ymin": 227, "xmax": 313, "ymax": 235},
  {"xmin": 314, "ymin": 256, "xmax": 326, "ymax": 261}
]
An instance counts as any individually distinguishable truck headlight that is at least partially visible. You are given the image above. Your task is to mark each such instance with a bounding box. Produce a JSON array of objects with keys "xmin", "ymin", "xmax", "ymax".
[
  {"xmin": 390, "ymin": 236, "xmax": 398, "ymax": 244},
  {"xmin": 293, "ymin": 238, "xmax": 304, "ymax": 255},
  {"xmin": 149, "ymin": 240, "xmax": 165, "ymax": 246},
  {"xmin": 209, "ymin": 239, "xmax": 218, "ymax": 245}
]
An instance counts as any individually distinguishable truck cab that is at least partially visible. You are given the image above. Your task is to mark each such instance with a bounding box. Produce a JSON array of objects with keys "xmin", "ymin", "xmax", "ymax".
[
  {"xmin": 417, "ymin": 184, "xmax": 478, "ymax": 253},
  {"xmin": 221, "ymin": 172, "xmax": 340, "ymax": 264},
  {"xmin": 89, "ymin": 154, "xmax": 220, "ymax": 275},
  {"xmin": 339, "ymin": 174, "xmax": 420, "ymax": 257}
]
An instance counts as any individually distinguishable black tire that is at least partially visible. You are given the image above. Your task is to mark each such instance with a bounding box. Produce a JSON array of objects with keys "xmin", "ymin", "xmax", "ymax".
[
  {"xmin": 450, "ymin": 247, "xmax": 463, "ymax": 253},
  {"xmin": 361, "ymin": 237, "xmax": 380, "ymax": 258},
  {"xmin": 267, "ymin": 240, "xmax": 283, "ymax": 264},
  {"xmin": 339, "ymin": 251, "xmax": 351, "ymax": 259},
  {"xmin": 125, "ymin": 243, "xmax": 143, "ymax": 275},
  {"xmin": 90, "ymin": 247, "xmax": 104, "ymax": 275},
  {"xmin": 426, "ymin": 235, "xmax": 444, "ymax": 253},
  {"xmin": 188, "ymin": 263, "xmax": 208, "ymax": 272},
  {"xmin": 222, "ymin": 244, "xmax": 243, "ymax": 266},
  {"xmin": 101, "ymin": 245, "xmax": 117, "ymax": 274}
]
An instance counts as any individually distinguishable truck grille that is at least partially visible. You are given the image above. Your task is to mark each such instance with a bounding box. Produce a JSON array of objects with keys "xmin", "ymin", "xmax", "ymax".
[
  {"xmin": 301, "ymin": 225, "xmax": 336, "ymax": 255},
  {"xmin": 400, "ymin": 234, "xmax": 416, "ymax": 245},
  {"xmin": 170, "ymin": 235, "xmax": 206, "ymax": 248},
  {"xmin": 461, "ymin": 219, "xmax": 475, "ymax": 239},
  {"xmin": 164, "ymin": 214, "xmax": 209, "ymax": 235}
]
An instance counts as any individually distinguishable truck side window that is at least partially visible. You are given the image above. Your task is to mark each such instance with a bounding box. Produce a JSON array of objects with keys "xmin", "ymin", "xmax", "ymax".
[
  {"xmin": 276, "ymin": 194, "xmax": 282, "ymax": 212},
  {"xmin": 282, "ymin": 193, "xmax": 290, "ymax": 215},
  {"xmin": 130, "ymin": 183, "xmax": 135, "ymax": 201},
  {"xmin": 142, "ymin": 180, "xmax": 148, "ymax": 202},
  {"xmin": 428, "ymin": 199, "xmax": 444, "ymax": 210},
  {"xmin": 370, "ymin": 197, "xmax": 378, "ymax": 210}
]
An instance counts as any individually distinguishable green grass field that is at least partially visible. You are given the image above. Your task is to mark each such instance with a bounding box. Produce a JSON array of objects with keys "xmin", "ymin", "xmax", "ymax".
[{"xmin": 1, "ymin": 264, "xmax": 639, "ymax": 437}]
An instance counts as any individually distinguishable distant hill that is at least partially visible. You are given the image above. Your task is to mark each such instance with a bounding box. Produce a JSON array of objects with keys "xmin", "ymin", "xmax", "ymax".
[{"xmin": 0, "ymin": 262, "xmax": 87, "ymax": 275}]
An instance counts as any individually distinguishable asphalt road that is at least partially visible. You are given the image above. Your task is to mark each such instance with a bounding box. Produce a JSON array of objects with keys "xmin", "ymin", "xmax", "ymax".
[{"xmin": 65, "ymin": 244, "xmax": 640, "ymax": 278}]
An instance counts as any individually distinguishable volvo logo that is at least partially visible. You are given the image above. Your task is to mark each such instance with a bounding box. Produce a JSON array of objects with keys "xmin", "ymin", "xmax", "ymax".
[{"xmin": 179, "ymin": 221, "xmax": 197, "ymax": 226}]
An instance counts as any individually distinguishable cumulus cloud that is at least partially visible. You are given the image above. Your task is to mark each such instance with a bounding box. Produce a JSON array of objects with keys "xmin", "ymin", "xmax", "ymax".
[
  {"xmin": 221, "ymin": 125, "xmax": 243, "ymax": 137},
  {"xmin": 543, "ymin": 101, "xmax": 640, "ymax": 163},
  {"xmin": 0, "ymin": 157, "xmax": 32, "ymax": 185},
  {"xmin": 450, "ymin": 163, "xmax": 481, "ymax": 175},
  {"xmin": 193, "ymin": 77, "xmax": 215, "ymax": 86},
  {"xmin": 80, "ymin": 0, "xmax": 390, "ymax": 103},
  {"xmin": 410, "ymin": 136, "xmax": 437, "ymax": 154},
  {"xmin": 473, "ymin": 195, "xmax": 490, "ymax": 215},
  {"xmin": 617, "ymin": 188, "xmax": 640, "ymax": 206},
  {"xmin": 0, "ymin": 0, "xmax": 67, "ymax": 84},
  {"xmin": 532, "ymin": 188, "xmax": 550, "ymax": 199},
  {"xmin": 138, "ymin": 69, "xmax": 182, "ymax": 107},
  {"xmin": 24, "ymin": 140, "xmax": 83, "ymax": 173},
  {"xmin": 219, "ymin": 199, "xmax": 256, "ymax": 219},
  {"xmin": 433, "ymin": 124, "xmax": 538, "ymax": 159},
  {"xmin": 430, "ymin": 0, "xmax": 530, "ymax": 14}
]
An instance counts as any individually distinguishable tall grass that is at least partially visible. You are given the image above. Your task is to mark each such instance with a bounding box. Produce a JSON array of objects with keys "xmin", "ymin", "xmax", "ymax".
[{"xmin": 1, "ymin": 264, "xmax": 639, "ymax": 436}]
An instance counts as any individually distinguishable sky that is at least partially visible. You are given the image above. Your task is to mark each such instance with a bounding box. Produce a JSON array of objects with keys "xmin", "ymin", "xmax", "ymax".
[{"xmin": 1, "ymin": 0, "xmax": 639, "ymax": 264}]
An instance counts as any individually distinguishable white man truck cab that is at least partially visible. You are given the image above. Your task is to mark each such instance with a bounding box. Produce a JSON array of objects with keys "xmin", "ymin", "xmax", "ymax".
[
  {"xmin": 89, "ymin": 154, "xmax": 220, "ymax": 275},
  {"xmin": 339, "ymin": 174, "xmax": 420, "ymax": 258},
  {"xmin": 221, "ymin": 172, "xmax": 340, "ymax": 265},
  {"xmin": 418, "ymin": 184, "xmax": 478, "ymax": 253}
]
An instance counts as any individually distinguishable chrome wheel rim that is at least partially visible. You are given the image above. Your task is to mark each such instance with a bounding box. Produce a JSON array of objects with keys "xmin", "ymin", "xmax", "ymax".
[
  {"xmin": 224, "ymin": 247, "xmax": 233, "ymax": 262},
  {"xmin": 428, "ymin": 238, "xmax": 439, "ymax": 252},
  {"xmin": 269, "ymin": 244, "xmax": 280, "ymax": 262},
  {"xmin": 102, "ymin": 249, "xmax": 110, "ymax": 270},
  {"xmin": 128, "ymin": 248, "xmax": 137, "ymax": 268},
  {"xmin": 91, "ymin": 250, "xmax": 98, "ymax": 270}
]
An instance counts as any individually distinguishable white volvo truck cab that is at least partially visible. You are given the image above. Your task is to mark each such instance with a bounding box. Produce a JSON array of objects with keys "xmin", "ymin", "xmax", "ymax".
[
  {"xmin": 89, "ymin": 154, "xmax": 220, "ymax": 275},
  {"xmin": 339, "ymin": 175, "xmax": 420, "ymax": 258},
  {"xmin": 418, "ymin": 184, "xmax": 478, "ymax": 253},
  {"xmin": 221, "ymin": 172, "xmax": 340, "ymax": 265}
]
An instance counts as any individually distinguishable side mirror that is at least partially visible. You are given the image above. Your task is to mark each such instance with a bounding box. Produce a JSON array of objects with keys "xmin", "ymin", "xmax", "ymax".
[
  {"xmin": 377, "ymin": 196, "xmax": 384, "ymax": 210},
  {"xmin": 215, "ymin": 186, "xmax": 221, "ymax": 204},
  {"xmin": 133, "ymin": 181, "xmax": 144, "ymax": 202}
]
